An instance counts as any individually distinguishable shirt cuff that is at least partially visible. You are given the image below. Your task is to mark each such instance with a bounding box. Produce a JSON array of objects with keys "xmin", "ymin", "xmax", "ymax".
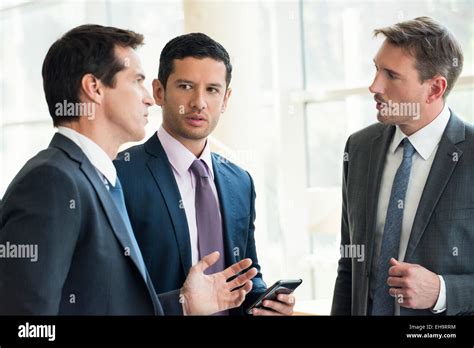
[{"xmin": 431, "ymin": 275, "xmax": 447, "ymax": 313}]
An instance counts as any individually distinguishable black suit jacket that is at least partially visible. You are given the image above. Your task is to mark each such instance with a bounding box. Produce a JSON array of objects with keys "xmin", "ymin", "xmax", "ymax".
[{"xmin": 0, "ymin": 133, "xmax": 181, "ymax": 315}]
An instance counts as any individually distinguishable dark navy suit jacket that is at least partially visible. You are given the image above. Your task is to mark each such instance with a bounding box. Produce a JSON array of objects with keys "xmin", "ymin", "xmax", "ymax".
[
  {"xmin": 114, "ymin": 134, "xmax": 267, "ymax": 315},
  {"xmin": 0, "ymin": 133, "xmax": 181, "ymax": 315}
]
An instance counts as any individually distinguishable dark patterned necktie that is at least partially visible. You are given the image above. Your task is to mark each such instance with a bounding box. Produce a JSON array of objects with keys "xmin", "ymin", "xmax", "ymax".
[{"xmin": 372, "ymin": 138, "xmax": 416, "ymax": 315}]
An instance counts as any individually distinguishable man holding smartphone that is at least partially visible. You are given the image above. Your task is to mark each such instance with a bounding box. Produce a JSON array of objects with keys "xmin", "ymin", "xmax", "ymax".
[
  {"xmin": 247, "ymin": 279, "xmax": 302, "ymax": 315},
  {"xmin": 114, "ymin": 33, "xmax": 295, "ymax": 315}
]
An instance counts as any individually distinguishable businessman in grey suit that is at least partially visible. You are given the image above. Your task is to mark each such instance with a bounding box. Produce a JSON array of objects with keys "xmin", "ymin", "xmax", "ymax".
[
  {"xmin": 0, "ymin": 24, "xmax": 256, "ymax": 315},
  {"xmin": 332, "ymin": 17, "xmax": 474, "ymax": 316}
]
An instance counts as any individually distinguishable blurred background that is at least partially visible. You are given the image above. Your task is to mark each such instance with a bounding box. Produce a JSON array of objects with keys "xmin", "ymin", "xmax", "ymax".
[{"xmin": 1, "ymin": 0, "xmax": 473, "ymax": 314}]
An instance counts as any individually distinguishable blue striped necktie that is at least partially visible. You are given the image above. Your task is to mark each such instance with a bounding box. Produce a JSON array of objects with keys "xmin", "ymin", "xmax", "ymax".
[{"xmin": 372, "ymin": 138, "xmax": 416, "ymax": 315}]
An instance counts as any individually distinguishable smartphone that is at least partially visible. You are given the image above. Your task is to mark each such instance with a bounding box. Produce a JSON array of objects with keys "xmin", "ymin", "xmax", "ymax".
[{"xmin": 246, "ymin": 279, "xmax": 302, "ymax": 314}]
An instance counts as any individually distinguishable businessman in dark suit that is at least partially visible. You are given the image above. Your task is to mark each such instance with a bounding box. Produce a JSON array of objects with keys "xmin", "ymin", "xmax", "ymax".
[
  {"xmin": 332, "ymin": 17, "xmax": 474, "ymax": 316},
  {"xmin": 0, "ymin": 25, "xmax": 256, "ymax": 315},
  {"xmin": 115, "ymin": 33, "xmax": 295, "ymax": 316}
]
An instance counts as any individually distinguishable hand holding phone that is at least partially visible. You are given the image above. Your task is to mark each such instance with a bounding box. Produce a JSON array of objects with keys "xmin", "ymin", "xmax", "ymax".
[{"xmin": 247, "ymin": 279, "xmax": 302, "ymax": 314}]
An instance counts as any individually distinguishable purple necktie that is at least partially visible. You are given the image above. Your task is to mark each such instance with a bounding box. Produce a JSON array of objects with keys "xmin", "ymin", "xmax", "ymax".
[{"xmin": 190, "ymin": 159, "xmax": 225, "ymax": 275}]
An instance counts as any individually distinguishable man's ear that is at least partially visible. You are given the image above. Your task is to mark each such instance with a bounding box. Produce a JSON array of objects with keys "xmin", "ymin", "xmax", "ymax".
[
  {"xmin": 80, "ymin": 73, "xmax": 103, "ymax": 104},
  {"xmin": 152, "ymin": 78, "xmax": 165, "ymax": 106},
  {"xmin": 221, "ymin": 87, "xmax": 232, "ymax": 113},
  {"xmin": 426, "ymin": 75, "xmax": 447, "ymax": 104}
]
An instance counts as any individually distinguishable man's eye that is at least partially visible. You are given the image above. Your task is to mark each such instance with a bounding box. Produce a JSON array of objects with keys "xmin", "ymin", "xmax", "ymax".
[
  {"xmin": 387, "ymin": 71, "xmax": 396, "ymax": 80},
  {"xmin": 208, "ymin": 87, "xmax": 219, "ymax": 93},
  {"xmin": 179, "ymin": 84, "xmax": 192, "ymax": 90}
]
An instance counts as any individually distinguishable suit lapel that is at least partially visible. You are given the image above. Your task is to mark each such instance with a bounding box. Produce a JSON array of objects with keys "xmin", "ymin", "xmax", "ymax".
[
  {"xmin": 144, "ymin": 136, "xmax": 192, "ymax": 276},
  {"xmin": 212, "ymin": 155, "xmax": 237, "ymax": 267},
  {"xmin": 81, "ymin": 164, "xmax": 162, "ymax": 314},
  {"xmin": 146, "ymin": 271, "xmax": 163, "ymax": 314},
  {"xmin": 50, "ymin": 133, "xmax": 160, "ymax": 313},
  {"xmin": 80, "ymin": 160, "xmax": 148, "ymax": 274},
  {"xmin": 404, "ymin": 112, "xmax": 465, "ymax": 261},
  {"xmin": 365, "ymin": 126, "xmax": 395, "ymax": 271}
]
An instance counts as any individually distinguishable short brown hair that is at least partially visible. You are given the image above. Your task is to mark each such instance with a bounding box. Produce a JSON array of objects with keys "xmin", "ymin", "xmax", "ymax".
[
  {"xmin": 42, "ymin": 24, "xmax": 144, "ymax": 126},
  {"xmin": 374, "ymin": 16, "xmax": 463, "ymax": 99}
]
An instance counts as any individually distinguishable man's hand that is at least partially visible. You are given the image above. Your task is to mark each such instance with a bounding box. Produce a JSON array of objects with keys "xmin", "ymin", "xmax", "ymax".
[
  {"xmin": 387, "ymin": 258, "xmax": 440, "ymax": 309},
  {"xmin": 251, "ymin": 293, "xmax": 295, "ymax": 316},
  {"xmin": 180, "ymin": 251, "xmax": 257, "ymax": 315}
]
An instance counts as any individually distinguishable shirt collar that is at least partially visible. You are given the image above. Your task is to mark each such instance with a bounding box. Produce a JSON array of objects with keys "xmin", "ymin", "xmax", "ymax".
[
  {"xmin": 389, "ymin": 104, "xmax": 451, "ymax": 160},
  {"xmin": 57, "ymin": 126, "xmax": 117, "ymax": 186},
  {"xmin": 157, "ymin": 126, "xmax": 214, "ymax": 178}
]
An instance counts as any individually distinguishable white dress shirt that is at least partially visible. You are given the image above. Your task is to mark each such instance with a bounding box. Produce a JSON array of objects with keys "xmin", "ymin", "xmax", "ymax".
[
  {"xmin": 371, "ymin": 105, "xmax": 450, "ymax": 314},
  {"xmin": 57, "ymin": 126, "xmax": 117, "ymax": 188},
  {"xmin": 157, "ymin": 126, "xmax": 223, "ymax": 266}
]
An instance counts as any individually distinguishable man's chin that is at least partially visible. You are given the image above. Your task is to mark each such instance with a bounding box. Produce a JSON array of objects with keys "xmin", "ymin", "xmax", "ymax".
[
  {"xmin": 181, "ymin": 126, "xmax": 212, "ymax": 141},
  {"xmin": 377, "ymin": 113, "xmax": 392, "ymax": 124},
  {"xmin": 377, "ymin": 114, "xmax": 420, "ymax": 127}
]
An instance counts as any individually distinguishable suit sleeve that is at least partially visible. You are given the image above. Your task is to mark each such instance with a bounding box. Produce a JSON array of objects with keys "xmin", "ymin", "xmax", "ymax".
[
  {"xmin": 157, "ymin": 290, "xmax": 184, "ymax": 315},
  {"xmin": 0, "ymin": 165, "xmax": 81, "ymax": 314},
  {"xmin": 331, "ymin": 137, "xmax": 353, "ymax": 315},
  {"xmin": 444, "ymin": 274, "xmax": 474, "ymax": 315},
  {"xmin": 241, "ymin": 173, "xmax": 267, "ymax": 313}
]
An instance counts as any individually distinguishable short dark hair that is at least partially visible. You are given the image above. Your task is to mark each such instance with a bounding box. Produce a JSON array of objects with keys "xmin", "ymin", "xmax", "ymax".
[
  {"xmin": 42, "ymin": 24, "xmax": 144, "ymax": 126},
  {"xmin": 158, "ymin": 32, "xmax": 232, "ymax": 89},
  {"xmin": 374, "ymin": 16, "xmax": 463, "ymax": 99}
]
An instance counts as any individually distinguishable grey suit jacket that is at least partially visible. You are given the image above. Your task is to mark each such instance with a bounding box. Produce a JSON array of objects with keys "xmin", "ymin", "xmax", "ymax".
[
  {"xmin": 331, "ymin": 110, "xmax": 474, "ymax": 316},
  {"xmin": 0, "ymin": 133, "xmax": 182, "ymax": 315}
]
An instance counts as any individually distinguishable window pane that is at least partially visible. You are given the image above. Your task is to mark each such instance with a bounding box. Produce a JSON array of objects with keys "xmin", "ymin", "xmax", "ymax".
[
  {"xmin": 448, "ymin": 88, "xmax": 474, "ymax": 123},
  {"xmin": 306, "ymin": 95, "xmax": 375, "ymax": 187},
  {"xmin": 0, "ymin": 123, "xmax": 55, "ymax": 195},
  {"xmin": 1, "ymin": 2, "xmax": 89, "ymax": 124},
  {"xmin": 302, "ymin": 0, "xmax": 474, "ymax": 91}
]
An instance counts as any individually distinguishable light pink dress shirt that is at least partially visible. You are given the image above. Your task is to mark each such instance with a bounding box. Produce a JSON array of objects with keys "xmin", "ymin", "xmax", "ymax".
[{"xmin": 157, "ymin": 126, "xmax": 223, "ymax": 266}]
